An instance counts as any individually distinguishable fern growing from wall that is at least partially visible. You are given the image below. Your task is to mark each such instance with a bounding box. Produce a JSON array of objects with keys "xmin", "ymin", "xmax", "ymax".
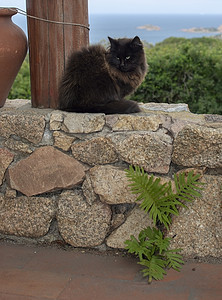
[{"xmin": 124, "ymin": 166, "xmax": 204, "ymax": 283}]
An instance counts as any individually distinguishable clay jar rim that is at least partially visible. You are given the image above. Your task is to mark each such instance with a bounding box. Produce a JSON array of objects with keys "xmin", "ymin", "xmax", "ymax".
[{"xmin": 0, "ymin": 7, "xmax": 18, "ymax": 17}]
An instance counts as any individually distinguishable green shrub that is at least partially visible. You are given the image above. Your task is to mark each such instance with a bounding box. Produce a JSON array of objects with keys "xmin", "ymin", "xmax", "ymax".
[
  {"xmin": 8, "ymin": 55, "xmax": 31, "ymax": 100},
  {"xmin": 131, "ymin": 37, "xmax": 222, "ymax": 114}
]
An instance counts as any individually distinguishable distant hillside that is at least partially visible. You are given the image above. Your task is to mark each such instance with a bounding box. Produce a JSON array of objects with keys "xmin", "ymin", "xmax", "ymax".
[
  {"xmin": 137, "ymin": 24, "xmax": 160, "ymax": 31},
  {"xmin": 181, "ymin": 25, "xmax": 222, "ymax": 33}
]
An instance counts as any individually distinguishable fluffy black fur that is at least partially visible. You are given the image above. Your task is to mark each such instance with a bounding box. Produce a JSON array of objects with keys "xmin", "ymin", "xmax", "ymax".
[{"xmin": 58, "ymin": 36, "xmax": 147, "ymax": 114}]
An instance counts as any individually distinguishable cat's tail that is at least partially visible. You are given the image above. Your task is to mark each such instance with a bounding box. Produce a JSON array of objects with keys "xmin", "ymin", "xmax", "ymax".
[
  {"xmin": 60, "ymin": 100, "xmax": 141, "ymax": 114},
  {"xmin": 98, "ymin": 99, "xmax": 141, "ymax": 114}
]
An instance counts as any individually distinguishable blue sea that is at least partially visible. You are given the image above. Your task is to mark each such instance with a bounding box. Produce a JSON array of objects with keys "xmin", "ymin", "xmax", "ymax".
[{"xmin": 14, "ymin": 13, "xmax": 222, "ymax": 45}]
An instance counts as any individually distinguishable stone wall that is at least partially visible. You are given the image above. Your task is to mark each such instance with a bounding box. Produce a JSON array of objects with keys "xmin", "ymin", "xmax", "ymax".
[{"xmin": 0, "ymin": 99, "xmax": 221, "ymax": 258}]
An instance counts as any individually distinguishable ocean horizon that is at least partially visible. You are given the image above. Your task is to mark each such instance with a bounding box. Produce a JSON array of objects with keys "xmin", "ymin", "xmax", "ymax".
[{"xmin": 14, "ymin": 13, "xmax": 222, "ymax": 45}]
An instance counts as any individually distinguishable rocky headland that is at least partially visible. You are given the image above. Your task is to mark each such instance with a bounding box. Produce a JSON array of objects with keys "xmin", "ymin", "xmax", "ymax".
[
  {"xmin": 137, "ymin": 24, "xmax": 160, "ymax": 31},
  {"xmin": 181, "ymin": 25, "xmax": 222, "ymax": 33}
]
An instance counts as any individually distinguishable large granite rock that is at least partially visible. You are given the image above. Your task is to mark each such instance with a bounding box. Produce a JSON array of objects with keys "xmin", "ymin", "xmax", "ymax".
[
  {"xmin": 62, "ymin": 112, "xmax": 105, "ymax": 133},
  {"xmin": 53, "ymin": 131, "xmax": 76, "ymax": 151},
  {"xmin": 7, "ymin": 146, "xmax": 86, "ymax": 196},
  {"xmin": 106, "ymin": 206, "xmax": 154, "ymax": 249},
  {"xmin": 0, "ymin": 112, "xmax": 45, "ymax": 144},
  {"xmin": 57, "ymin": 190, "xmax": 111, "ymax": 247},
  {"xmin": 71, "ymin": 137, "xmax": 118, "ymax": 166},
  {"xmin": 172, "ymin": 125, "xmax": 222, "ymax": 168},
  {"xmin": 0, "ymin": 148, "xmax": 14, "ymax": 185},
  {"xmin": 112, "ymin": 132, "xmax": 173, "ymax": 174},
  {"xmin": 82, "ymin": 174, "xmax": 98, "ymax": 205},
  {"xmin": 0, "ymin": 195, "xmax": 56, "ymax": 237},
  {"xmin": 105, "ymin": 114, "xmax": 161, "ymax": 131},
  {"xmin": 140, "ymin": 102, "xmax": 190, "ymax": 113},
  {"xmin": 4, "ymin": 137, "xmax": 33, "ymax": 154},
  {"xmin": 49, "ymin": 111, "xmax": 64, "ymax": 131},
  {"xmin": 89, "ymin": 165, "xmax": 138, "ymax": 204},
  {"xmin": 168, "ymin": 175, "xmax": 222, "ymax": 258},
  {"xmin": 164, "ymin": 114, "xmax": 205, "ymax": 138}
]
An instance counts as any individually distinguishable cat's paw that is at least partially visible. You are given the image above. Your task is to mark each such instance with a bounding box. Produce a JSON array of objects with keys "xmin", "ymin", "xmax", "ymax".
[{"xmin": 125, "ymin": 100, "xmax": 141, "ymax": 113}]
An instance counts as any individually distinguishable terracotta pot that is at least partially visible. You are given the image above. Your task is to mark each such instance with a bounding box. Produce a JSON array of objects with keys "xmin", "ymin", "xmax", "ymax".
[{"xmin": 0, "ymin": 8, "xmax": 28, "ymax": 108}]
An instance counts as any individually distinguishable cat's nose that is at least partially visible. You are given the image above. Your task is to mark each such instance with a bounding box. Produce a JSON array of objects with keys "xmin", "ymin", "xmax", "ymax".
[{"xmin": 120, "ymin": 60, "xmax": 124, "ymax": 68}]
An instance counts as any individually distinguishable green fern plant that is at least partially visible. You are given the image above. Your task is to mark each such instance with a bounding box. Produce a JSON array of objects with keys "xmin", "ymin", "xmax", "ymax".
[
  {"xmin": 125, "ymin": 227, "xmax": 184, "ymax": 283},
  {"xmin": 125, "ymin": 166, "xmax": 203, "ymax": 228},
  {"xmin": 124, "ymin": 166, "xmax": 204, "ymax": 283}
]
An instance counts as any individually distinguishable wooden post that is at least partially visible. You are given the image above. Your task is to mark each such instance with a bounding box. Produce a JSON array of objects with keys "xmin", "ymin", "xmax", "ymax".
[{"xmin": 26, "ymin": 0, "xmax": 89, "ymax": 108}]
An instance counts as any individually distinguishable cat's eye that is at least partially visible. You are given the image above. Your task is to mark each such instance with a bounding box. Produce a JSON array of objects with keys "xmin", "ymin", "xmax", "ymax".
[{"xmin": 126, "ymin": 56, "xmax": 131, "ymax": 60}]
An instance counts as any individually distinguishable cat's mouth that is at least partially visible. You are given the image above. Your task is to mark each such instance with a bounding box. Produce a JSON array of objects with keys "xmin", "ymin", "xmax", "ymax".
[{"xmin": 119, "ymin": 65, "xmax": 128, "ymax": 72}]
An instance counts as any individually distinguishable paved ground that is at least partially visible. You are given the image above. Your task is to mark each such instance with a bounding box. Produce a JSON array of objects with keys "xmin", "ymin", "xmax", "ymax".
[{"xmin": 0, "ymin": 242, "xmax": 221, "ymax": 300}]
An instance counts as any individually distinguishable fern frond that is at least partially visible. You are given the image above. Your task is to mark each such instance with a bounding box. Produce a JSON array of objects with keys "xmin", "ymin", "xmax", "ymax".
[
  {"xmin": 165, "ymin": 249, "xmax": 184, "ymax": 271},
  {"xmin": 139, "ymin": 255, "xmax": 167, "ymax": 283},
  {"xmin": 173, "ymin": 171, "xmax": 204, "ymax": 206},
  {"xmin": 126, "ymin": 166, "xmax": 174, "ymax": 226},
  {"xmin": 154, "ymin": 233, "xmax": 171, "ymax": 255},
  {"xmin": 124, "ymin": 234, "xmax": 152, "ymax": 261}
]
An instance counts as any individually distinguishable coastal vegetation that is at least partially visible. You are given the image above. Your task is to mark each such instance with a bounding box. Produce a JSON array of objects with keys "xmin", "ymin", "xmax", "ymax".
[
  {"xmin": 8, "ymin": 37, "xmax": 222, "ymax": 115},
  {"xmin": 131, "ymin": 37, "xmax": 222, "ymax": 114},
  {"xmin": 8, "ymin": 56, "xmax": 31, "ymax": 100}
]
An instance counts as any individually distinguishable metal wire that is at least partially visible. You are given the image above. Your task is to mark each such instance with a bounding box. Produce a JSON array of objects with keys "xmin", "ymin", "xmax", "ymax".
[{"xmin": 1, "ymin": 7, "xmax": 90, "ymax": 30}]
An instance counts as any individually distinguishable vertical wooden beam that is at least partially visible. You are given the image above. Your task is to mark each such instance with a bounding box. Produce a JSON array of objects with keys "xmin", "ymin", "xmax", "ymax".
[
  {"xmin": 26, "ymin": 0, "xmax": 89, "ymax": 108},
  {"xmin": 26, "ymin": 0, "xmax": 49, "ymax": 108},
  {"xmin": 63, "ymin": 0, "xmax": 89, "ymax": 62},
  {"xmin": 47, "ymin": 0, "xmax": 64, "ymax": 108}
]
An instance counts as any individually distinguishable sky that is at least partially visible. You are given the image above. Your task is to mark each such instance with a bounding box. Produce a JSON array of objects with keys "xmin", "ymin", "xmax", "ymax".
[{"xmin": 0, "ymin": 0, "xmax": 222, "ymax": 15}]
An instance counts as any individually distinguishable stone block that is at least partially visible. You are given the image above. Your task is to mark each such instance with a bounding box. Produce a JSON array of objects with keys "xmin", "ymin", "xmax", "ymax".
[
  {"xmin": 57, "ymin": 190, "xmax": 111, "ymax": 247},
  {"xmin": 0, "ymin": 195, "xmax": 56, "ymax": 238},
  {"xmin": 53, "ymin": 131, "xmax": 76, "ymax": 151},
  {"xmin": 7, "ymin": 146, "xmax": 86, "ymax": 196},
  {"xmin": 168, "ymin": 175, "xmax": 222, "ymax": 258},
  {"xmin": 0, "ymin": 148, "xmax": 14, "ymax": 185},
  {"xmin": 4, "ymin": 137, "xmax": 33, "ymax": 154},
  {"xmin": 82, "ymin": 174, "xmax": 98, "ymax": 205},
  {"xmin": 106, "ymin": 206, "xmax": 154, "ymax": 249},
  {"xmin": 62, "ymin": 113, "xmax": 105, "ymax": 133},
  {"xmin": 49, "ymin": 111, "xmax": 64, "ymax": 131},
  {"xmin": 89, "ymin": 165, "xmax": 137, "ymax": 204},
  {"xmin": 105, "ymin": 114, "xmax": 161, "ymax": 131},
  {"xmin": 172, "ymin": 125, "xmax": 222, "ymax": 168},
  {"xmin": 0, "ymin": 112, "xmax": 45, "ymax": 144},
  {"xmin": 112, "ymin": 132, "xmax": 173, "ymax": 174},
  {"xmin": 71, "ymin": 137, "xmax": 118, "ymax": 165},
  {"xmin": 140, "ymin": 102, "xmax": 190, "ymax": 112}
]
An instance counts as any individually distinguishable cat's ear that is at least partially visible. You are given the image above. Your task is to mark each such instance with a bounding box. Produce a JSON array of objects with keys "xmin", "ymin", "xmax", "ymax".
[
  {"xmin": 108, "ymin": 36, "xmax": 118, "ymax": 48},
  {"xmin": 131, "ymin": 36, "xmax": 143, "ymax": 48}
]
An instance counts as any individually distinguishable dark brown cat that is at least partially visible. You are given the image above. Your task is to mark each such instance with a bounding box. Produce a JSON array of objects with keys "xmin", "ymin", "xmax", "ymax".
[{"xmin": 58, "ymin": 36, "xmax": 147, "ymax": 114}]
